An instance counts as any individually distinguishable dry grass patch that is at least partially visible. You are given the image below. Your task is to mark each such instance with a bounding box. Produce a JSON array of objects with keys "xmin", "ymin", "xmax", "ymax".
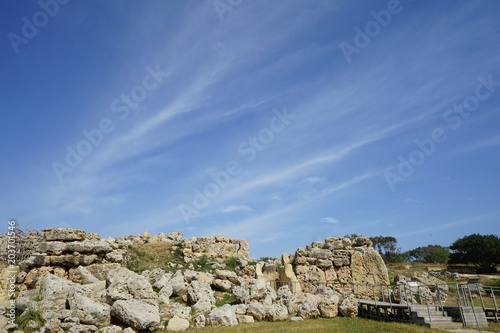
[
  {"xmin": 125, "ymin": 242, "xmax": 184, "ymax": 273},
  {"xmin": 183, "ymin": 317, "xmax": 448, "ymax": 333},
  {"xmin": 387, "ymin": 263, "xmax": 452, "ymax": 282},
  {"xmin": 486, "ymin": 322, "xmax": 500, "ymax": 332}
]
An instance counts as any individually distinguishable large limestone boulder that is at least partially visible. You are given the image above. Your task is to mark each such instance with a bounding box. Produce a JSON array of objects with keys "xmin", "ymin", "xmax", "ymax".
[
  {"xmin": 215, "ymin": 269, "xmax": 240, "ymax": 284},
  {"xmin": 232, "ymin": 279, "xmax": 276, "ymax": 305},
  {"xmin": 350, "ymin": 248, "xmax": 389, "ymax": 293},
  {"xmin": 65, "ymin": 240, "xmax": 112, "ymax": 254},
  {"xmin": 182, "ymin": 236, "xmax": 249, "ymax": 261},
  {"xmin": 168, "ymin": 275, "xmax": 188, "ymax": 296},
  {"xmin": 111, "ymin": 299, "xmax": 160, "ymax": 331},
  {"xmin": 317, "ymin": 294, "xmax": 340, "ymax": 318},
  {"xmin": 353, "ymin": 236, "xmax": 373, "ymax": 247},
  {"xmin": 68, "ymin": 266, "xmax": 99, "ymax": 284},
  {"xmin": 297, "ymin": 294, "xmax": 320, "ymax": 319},
  {"xmin": 286, "ymin": 293, "xmax": 306, "ymax": 314},
  {"xmin": 212, "ymin": 279, "xmax": 232, "ymax": 291},
  {"xmin": 106, "ymin": 250, "xmax": 125, "ymax": 263},
  {"xmin": 166, "ymin": 315, "xmax": 190, "ymax": 332},
  {"xmin": 246, "ymin": 303, "xmax": 267, "ymax": 321},
  {"xmin": 18, "ymin": 254, "xmax": 50, "ymax": 270},
  {"xmin": 183, "ymin": 270, "xmax": 200, "ymax": 283},
  {"xmin": 41, "ymin": 240, "xmax": 111, "ymax": 255},
  {"xmin": 276, "ymin": 285, "xmax": 292, "ymax": 307},
  {"xmin": 68, "ymin": 324, "xmax": 98, "ymax": 332},
  {"xmin": 23, "ymin": 266, "xmax": 66, "ymax": 289},
  {"xmin": 152, "ymin": 273, "xmax": 173, "ymax": 290},
  {"xmin": 256, "ymin": 262, "xmax": 279, "ymax": 284},
  {"xmin": 158, "ymin": 284, "xmax": 174, "ymax": 304},
  {"xmin": 339, "ymin": 295, "xmax": 358, "ymax": 317},
  {"xmin": 412, "ymin": 271, "xmax": 449, "ymax": 293},
  {"xmin": 43, "ymin": 228, "xmax": 87, "ymax": 241},
  {"xmin": 106, "ymin": 267, "xmax": 156, "ymax": 302},
  {"xmin": 266, "ymin": 304, "xmax": 288, "ymax": 321},
  {"xmin": 278, "ymin": 264, "xmax": 302, "ymax": 294},
  {"xmin": 236, "ymin": 314, "xmax": 254, "ymax": 324},
  {"xmin": 39, "ymin": 274, "xmax": 91, "ymax": 310},
  {"xmin": 48, "ymin": 254, "xmax": 99, "ymax": 267},
  {"xmin": 206, "ymin": 304, "xmax": 238, "ymax": 327},
  {"xmin": 294, "ymin": 265, "xmax": 325, "ymax": 294},
  {"xmin": 39, "ymin": 318, "xmax": 65, "ymax": 333},
  {"xmin": 232, "ymin": 304, "xmax": 248, "ymax": 315},
  {"xmin": 86, "ymin": 263, "xmax": 121, "ymax": 281},
  {"xmin": 15, "ymin": 296, "xmax": 36, "ymax": 313},
  {"xmin": 98, "ymin": 326, "xmax": 123, "ymax": 333},
  {"xmin": 187, "ymin": 281, "xmax": 215, "ymax": 313},
  {"xmin": 167, "ymin": 232, "xmax": 183, "ymax": 242},
  {"xmin": 68, "ymin": 293, "xmax": 111, "ymax": 326},
  {"xmin": 193, "ymin": 313, "xmax": 206, "ymax": 328},
  {"xmin": 162, "ymin": 303, "xmax": 192, "ymax": 320}
]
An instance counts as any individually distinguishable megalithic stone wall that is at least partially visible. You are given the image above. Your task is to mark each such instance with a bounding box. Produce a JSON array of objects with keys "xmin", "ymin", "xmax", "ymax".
[
  {"xmin": 182, "ymin": 236, "xmax": 249, "ymax": 262},
  {"xmin": 292, "ymin": 236, "xmax": 389, "ymax": 295}
]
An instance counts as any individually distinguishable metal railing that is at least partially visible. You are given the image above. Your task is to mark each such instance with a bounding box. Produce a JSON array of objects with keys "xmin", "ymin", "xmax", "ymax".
[
  {"xmin": 484, "ymin": 286, "xmax": 500, "ymax": 321},
  {"xmin": 268, "ymin": 279, "xmax": 499, "ymax": 328},
  {"xmin": 435, "ymin": 285, "xmax": 466, "ymax": 328}
]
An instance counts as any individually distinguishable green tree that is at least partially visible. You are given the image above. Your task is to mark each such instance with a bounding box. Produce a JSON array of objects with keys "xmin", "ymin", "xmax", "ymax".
[
  {"xmin": 343, "ymin": 234, "xmax": 359, "ymax": 241},
  {"xmin": 449, "ymin": 234, "xmax": 500, "ymax": 273},
  {"xmin": 405, "ymin": 245, "xmax": 449, "ymax": 264},
  {"xmin": 369, "ymin": 236, "xmax": 403, "ymax": 263}
]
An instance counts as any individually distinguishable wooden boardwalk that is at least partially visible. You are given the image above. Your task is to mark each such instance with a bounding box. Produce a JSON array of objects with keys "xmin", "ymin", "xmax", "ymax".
[
  {"xmin": 358, "ymin": 299, "xmax": 486, "ymax": 329},
  {"xmin": 359, "ymin": 299, "xmax": 410, "ymax": 322},
  {"xmin": 269, "ymin": 280, "xmax": 499, "ymax": 330}
]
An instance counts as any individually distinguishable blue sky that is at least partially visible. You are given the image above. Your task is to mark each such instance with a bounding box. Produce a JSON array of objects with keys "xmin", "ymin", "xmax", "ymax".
[{"xmin": 1, "ymin": 0, "xmax": 499, "ymax": 258}]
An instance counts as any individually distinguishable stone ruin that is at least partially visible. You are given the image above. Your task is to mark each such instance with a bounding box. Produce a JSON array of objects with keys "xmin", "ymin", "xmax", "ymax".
[
  {"xmin": 0, "ymin": 228, "xmax": 391, "ymax": 332},
  {"xmin": 256, "ymin": 236, "xmax": 389, "ymax": 296},
  {"xmin": 182, "ymin": 236, "xmax": 249, "ymax": 262},
  {"xmin": 109, "ymin": 230, "xmax": 249, "ymax": 261}
]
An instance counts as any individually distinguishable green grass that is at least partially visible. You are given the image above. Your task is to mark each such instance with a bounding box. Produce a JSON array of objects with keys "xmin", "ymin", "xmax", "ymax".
[
  {"xmin": 15, "ymin": 309, "xmax": 45, "ymax": 332},
  {"xmin": 214, "ymin": 291, "xmax": 237, "ymax": 307},
  {"xmin": 223, "ymin": 257, "xmax": 239, "ymax": 272},
  {"xmin": 182, "ymin": 317, "xmax": 449, "ymax": 333},
  {"xmin": 192, "ymin": 255, "xmax": 214, "ymax": 273}
]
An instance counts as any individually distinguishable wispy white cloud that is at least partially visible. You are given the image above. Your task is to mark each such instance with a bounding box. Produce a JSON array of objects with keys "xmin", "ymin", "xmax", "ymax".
[
  {"xmin": 222, "ymin": 205, "xmax": 252, "ymax": 213},
  {"xmin": 196, "ymin": 169, "xmax": 380, "ymax": 242},
  {"xmin": 219, "ymin": 119, "xmax": 415, "ymax": 203},
  {"xmin": 303, "ymin": 177, "xmax": 325, "ymax": 183},
  {"xmin": 201, "ymin": 206, "xmax": 298, "ymax": 240},
  {"xmin": 4, "ymin": 1, "xmax": 499, "ymax": 260},
  {"xmin": 321, "ymin": 217, "xmax": 339, "ymax": 223},
  {"xmin": 318, "ymin": 169, "xmax": 382, "ymax": 197},
  {"xmin": 396, "ymin": 211, "xmax": 500, "ymax": 238},
  {"xmin": 456, "ymin": 135, "xmax": 500, "ymax": 153}
]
